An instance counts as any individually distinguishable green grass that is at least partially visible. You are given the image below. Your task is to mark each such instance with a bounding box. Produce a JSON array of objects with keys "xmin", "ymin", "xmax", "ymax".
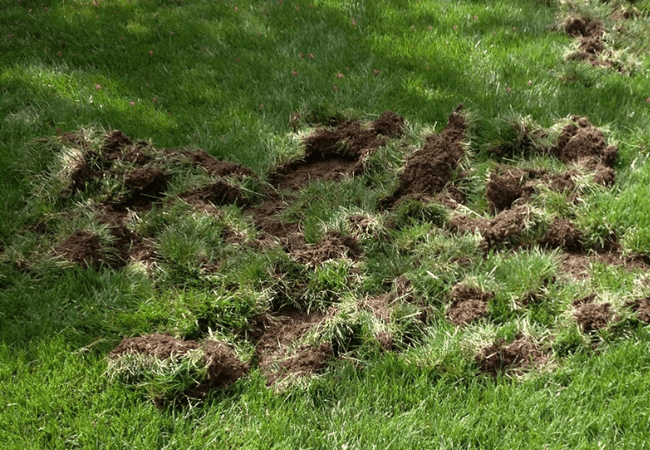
[{"xmin": 2, "ymin": 0, "xmax": 650, "ymax": 447}]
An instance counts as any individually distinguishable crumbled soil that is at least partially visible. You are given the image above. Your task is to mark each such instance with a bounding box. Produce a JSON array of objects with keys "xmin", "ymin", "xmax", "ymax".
[
  {"xmin": 560, "ymin": 249, "xmax": 650, "ymax": 279},
  {"xmin": 290, "ymin": 231, "xmax": 361, "ymax": 266},
  {"xmin": 551, "ymin": 118, "xmax": 618, "ymax": 169},
  {"xmin": 539, "ymin": 217, "xmax": 584, "ymax": 252},
  {"xmin": 376, "ymin": 332, "xmax": 393, "ymax": 351},
  {"xmin": 245, "ymin": 197, "xmax": 300, "ymax": 244},
  {"xmin": 382, "ymin": 106, "xmax": 466, "ymax": 206},
  {"xmin": 448, "ymin": 206, "xmax": 532, "ymax": 249},
  {"xmin": 110, "ymin": 334, "xmax": 248, "ymax": 392},
  {"xmin": 54, "ymin": 230, "xmax": 105, "ymax": 269},
  {"xmin": 446, "ymin": 285, "xmax": 494, "ymax": 326},
  {"xmin": 177, "ymin": 149, "xmax": 254, "ymax": 178},
  {"xmin": 102, "ymin": 130, "xmax": 133, "ymax": 161},
  {"xmin": 564, "ymin": 17, "xmax": 615, "ymax": 69},
  {"xmin": 486, "ymin": 167, "xmax": 577, "ymax": 213},
  {"xmin": 65, "ymin": 159, "xmax": 102, "ymax": 196},
  {"xmin": 360, "ymin": 294, "xmax": 393, "ymax": 322},
  {"xmin": 574, "ymin": 302, "xmax": 614, "ymax": 332},
  {"xmin": 270, "ymin": 113, "xmax": 403, "ymax": 192},
  {"xmin": 628, "ymin": 297, "xmax": 650, "ymax": 323},
  {"xmin": 476, "ymin": 338, "xmax": 545, "ymax": 375},
  {"xmin": 180, "ymin": 180, "xmax": 247, "ymax": 209},
  {"xmin": 246, "ymin": 310, "xmax": 330, "ymax": 385}
]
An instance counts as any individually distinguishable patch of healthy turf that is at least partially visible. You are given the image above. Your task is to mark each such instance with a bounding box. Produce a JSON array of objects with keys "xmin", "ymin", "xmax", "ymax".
[
  {"xmin": 446, "ymin": 285, "xmax": 494, "ymax": 326},
  {"xmin": 476, "ymin": 337, "xmax": 547, "ymax": 376}
]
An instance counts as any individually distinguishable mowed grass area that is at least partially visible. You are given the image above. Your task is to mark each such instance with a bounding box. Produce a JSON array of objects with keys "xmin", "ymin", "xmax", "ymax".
[{"xmin": 2, "ymin": 0, "xmax": 650, "ymax": 448}]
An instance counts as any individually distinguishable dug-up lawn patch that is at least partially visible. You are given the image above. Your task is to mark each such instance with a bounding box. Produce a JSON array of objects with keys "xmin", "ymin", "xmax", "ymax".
[
  {"xmin": 573, "ymin": 294, "xmax": 615, "ymax": 333},
  {"xmin": 476, "ymin": 337, "xmax": 548, "ymax": 376},
  {"xmin": 109, "ymin": 334, "xmax": 248, "ymax": 401},
  {"xmin": 446, "ymin": 285, "xmax": 494, "ymax": 326}
]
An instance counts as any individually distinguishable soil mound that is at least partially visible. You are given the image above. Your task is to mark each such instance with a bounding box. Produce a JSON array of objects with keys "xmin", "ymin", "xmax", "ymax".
[
  {"xmin": 629, "ymin": 298, "xmax": 650, "ymax": 323},
  {"xmin": 103, "ymin": 130, "xmax": 133, "ymax": 160},
  {"xmin": 372, "ymin": 111, "xmax": 405, "ymax": 137},
  {"xmin": 565, "ymin": 17, "xmax": 613, "ymax": 68},
  {"xmin": 247, "ymin": 310, "xmax": 330, "ymax": 385},
  {"xmin": 360, "ymin": 294, "xmax": 393, "ymax": 322},
  {"xmin": 448, "ymin": 206, "xmax": 532, "ymax": 249},
  {"xmin": 66, "ymin": 160, "xmax": 102, "ymax": 196},
  {"xmin": 574, "ymin": 301, "xmax": 614, "ymax": 332},
  {"xmin": 179, "ymin": 150, "xmax": 254, "ymax": 178},
  {"xmin": 540, "ymin": 217, "xmax": 583, "ymax": 252},
  {"xmin": 476, "ymin": 338, "xmax": 545, "ymax": 375},
  {"xmin": 383, "ymin": 106, "xmax": 466, "ymax": 205},
  {"xmin": 270, "ymin": 113, "xmax": 403, "ymax": 192},
  {"xmin": 54, "ymin": 230, "xmax": 108, "ymax": 268},
  {"xmin": 181, "ymin": 180, "xmax": 247, "ymax": 208},
  {"xmin": 291, "ymin": 231, "xmax": 361, "ymax": 266},
  {"xmin": 447, "ymin": 285, "xmax": 494, "ymax": 326},
  {"xmin": 111, "ymin": 334, "xmax": 247, "ymax": 390},
  {"xmin": 486, "ymin": 167, "xmax": 577, "ymax": 213}
]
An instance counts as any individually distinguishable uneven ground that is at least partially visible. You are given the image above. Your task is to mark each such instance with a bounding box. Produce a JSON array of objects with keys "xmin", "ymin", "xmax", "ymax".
[{"xmin": 2, "ymin": 0, "xmax": 650, "ymax": 448}]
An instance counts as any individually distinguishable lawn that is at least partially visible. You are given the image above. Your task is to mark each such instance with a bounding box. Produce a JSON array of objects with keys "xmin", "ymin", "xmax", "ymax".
[{"xmin": 2, "ymin": 0, "xmax": 650, "ymax": 448}]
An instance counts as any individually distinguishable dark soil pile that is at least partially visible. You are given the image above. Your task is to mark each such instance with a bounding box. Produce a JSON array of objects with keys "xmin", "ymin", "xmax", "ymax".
[
  {"xmin": 291, "ymin": 231, "xmax": 361, "ymax": 266},
  {"xmin": 178, "ymin": 149, "xmax": 254, "ymax": 178},
  {"xmin": 486, "ymin": 167, "xmax": 577, "ymax": 213},
  {"xmin": 629, "ymin": 297, "xmax": 650, "ymax": 323},
  {"xmin": 383, "ymin": 106, "xmax": 466, "ymax": 206},
  {"xmin": 102, "ymin": 130, "xmax": 134, "ymax": 161},
  {"xmin": 270, "ymin": 112, "xmax": 403, "ymax": 192},
  {"xmin": 565, "ymin": 17, "xmax": 613, "ymax": 68},
  {"xmin": 54, "ymin": 230, "xmax": 105, "ymax": 269},
  {"xmin": 550, "ymin": 117, "xmax": 618, "ymax": 186},
  {"xmin": 476, "ymin": 338, "xmax": 545, "ymax": 375},
  {"xmin": 448, "ymin": 206, "xmax": 532, "ymax": 249},
  {"xmin": 110, "ymin": 334, "xmax": 248, "ymax": 391},
  {"xmin": 180, "ymin": 180, "xmax": 247, "ymax": 208},
  {"xmin": 447, "ymin": 285, "xmax": 494, "ymax": 326},
  {"xmin": 247, "ymin": 310, "xmax": 330, "ymax": 385},
  {"xmin": 539, "ymin": 217, "xmax": 584, "ymax": 252},
  {"xmin": 574, "ymin": 298, "xmax": 614, "ymax": 332},
  {"xmin": 246, "ymin": 198, "xmax": 300, "ymax": 243},
  {"xmin": 96, "ymin": 206, "xmax": 157, "ymax": 265}
]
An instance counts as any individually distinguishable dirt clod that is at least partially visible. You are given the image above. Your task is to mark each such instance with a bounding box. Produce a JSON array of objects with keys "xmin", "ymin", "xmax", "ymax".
[
  {"xmin": 476, "ymin": 338, "xmax": 545, "ymax": 375},
  {"xmin": 291, "ymin": 231, "xmax": 361, "ymax": 266},
  {"xmin": 574, "ymin": 302, "xmax": 613, "ymax": 332},
  {"xmin": 54, "ymin": 230, "xmax": 105, "ymax": 268},
  {"xmin": 447, "ymin": 285, "xmax": 494, "ymax": 326},
  {"xmin": 384, "ymin": 106, "xmax": 466, "ymax": 205},
  {"xmin": 629, "ymin": 298, "xmax": 650, "ymax": 323},
  {"xmin": 181, "ymin": 180, "xmax": 247, "ymax": 208},
  {"xmin": 372, "ymin": 111, "xmax": 405, "ymax": 137},
  {"xmin": 181, "ymin": 150, "xmax": 254, "ymax": 178},
  {"xmin": 540, "ymin": 217, "xmax": 583, "ymax": 252}
]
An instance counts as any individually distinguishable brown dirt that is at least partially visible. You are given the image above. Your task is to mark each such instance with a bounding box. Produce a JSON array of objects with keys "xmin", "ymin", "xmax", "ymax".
[
  {"xmin": 564, "ymin": 17, "xmax": 614, "ymax": 69},
  {"xmin": 290, "ymin": 231, "xmax": 361, "ymax": 266},
  {"xmin": 110, "ymin": 334, "xmax": 248, "ymax": 392},
  {"xmin": 180, "ymin": 180, "xmax": 247, "ymax": 209},
  {"xmin": 178, "ymin": 149, "xmax": 254, "ymax": 178},
  {"xmin": 539, "ymin": 217, "xmax": 584, "ymax": 252},
  {"xmin": 360, "ymin": 294, "xmax": 393, "ymax": 322},
  {"xmin": 628, "ymin": 297, "xmax": 650, "ymax": 323},
  {"xmin": 560, "ymin": 249, "xmax": 650, "ymax": 279},
  {"xmin": 486, "ymin": 167, "xmax": 577, "ymax": 213},
  {"xmin": 448, "ymin": 206, "xmax": 532, "ymax": 249},
  {"xmin": 245, "ymin": 310, "xmax": 331, "ymax": 385},
  {"xmin": 102, "ymin": 130, "xmax": 133, "ymax": 161},
  {"xmin": 376, "ymin": 332, "xmax": 393, "ymax": 351},
  {"xmin": 574, "ymin": 301, "xmax": 614, "ymax": 332},
  {"xmin": 476, "ymin": 337, "xmax": 545, "ymax": 375},
  {"xmin": 446, "ymin": 285, "xmax": 494, "ymax": 326},
  {"xmin": 269, "ymin": 113, "xmax": 403, "ymax": 192},
  {"xmin": 383, "ymin": 105, "xmax": 466, "ymax": 206},
  {"xmin": 54, "ymin": 230, "xmax": 105, "ymax": 269}
]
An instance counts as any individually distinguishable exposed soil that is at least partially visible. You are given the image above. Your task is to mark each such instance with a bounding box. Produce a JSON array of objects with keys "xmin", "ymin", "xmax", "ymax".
[
  {"xmin": 447, "ymin": 285, "xmax": 494, "ymax": 326},
  {"xmin": 486, "ymin": 167, "xmax": 577, "ymax": 213},
  {"xmin": 539, "ymin": 217, "xmax": 584, "ymax": 252},
  {"xmin": 574, "ymin": 301, "xmax": 614, "ymax": 332},
  {"xmin": 102, "ymin": 130, "xmax": 134, "ymax": 161},
  {"xmin": 476, "ymin": 337, "xmax": 546, "ymax": 375},
  {"xmin": 245, "ymin": 310, "xmax": 330, "ymax": 385},
  {"xmin": 270, "ymin": 112, "xmax": 402, "ymax": 192},
  {"xmin": 290, "ymin": 231, "xmax": 361, "ymax": 266},
  {"xmin": 560, "ymin": 249, "xmax": 650, "ymax": 279},
  {"xmin": 376, "ymin": 331, "xmax": 393, "ymax": 351},
  {"xmin": 54, "ymin": 230, "xmax": 105, "ymax": 269},
  {"xmin": 110, "ymin": 334, "xmax": 248, "ymax": 392},
  {"xmin": 382, "ymin": 105, "xmax": 466, "ymax": 206},
  {"xmin": 180, "ymin": 180, "xmax": 247, "ymax": 209},
  {"xmin": 564, "ymin": 17, "xmax": 615, "ymax": 69},
  {"xmin": 628, "ymin": 297, "xmax": 650, "ymax": 323},
  {"xmin": 178, "ymin": 149, "xmax": 254, "ymax": 178},
  {"xmin": 360, "ymin": 294, "xmax": 393, "ymax": 322},
  {"xmin": 448, "ymin": 206, "xmax": 532, "ymax": 249},
  {"xmin": 551, "ymin": 117, "xmax": 618, "ymax": 173}
]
